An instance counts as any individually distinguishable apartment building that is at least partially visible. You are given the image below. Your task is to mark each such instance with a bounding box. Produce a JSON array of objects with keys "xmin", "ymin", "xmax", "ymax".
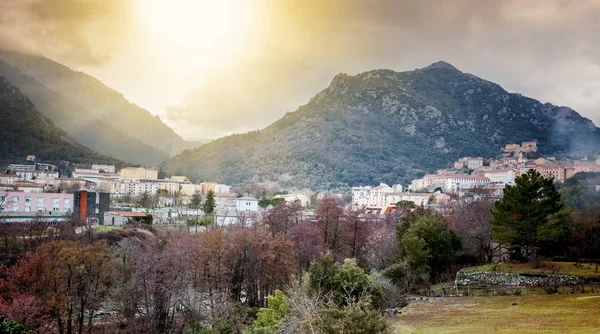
[
  {"xmin": 0, "ymin": 191, "xmax": 73, "ymax": 213},
  {"xmin": 119, "ymin": 167, "xmax": 158, "ymax": 180},
  {"xmin": 444, "ymin": 175, "xmax": 490, "ymax": 192}
]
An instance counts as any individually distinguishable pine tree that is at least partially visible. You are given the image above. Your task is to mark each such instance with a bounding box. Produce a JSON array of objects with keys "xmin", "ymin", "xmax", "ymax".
[
  {"xmin": 491, "ymin": 169, "xmax": 562, "ymax": 268},
  {"xmin": 202, "ymin": 190, "xmax": 216, "ymax": 214}
]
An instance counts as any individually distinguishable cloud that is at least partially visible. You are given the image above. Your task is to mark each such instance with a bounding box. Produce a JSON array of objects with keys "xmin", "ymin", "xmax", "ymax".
[
  {"xmin": 2, "ymin": 0, "xmax": 600, "ymax": 140},
  {"xmin": 163, "ymin": 0, "xmax": 600, "ymax": 140},
  {"xmin": 0, "ymin": 0, "xmax": 130, "ymax": 65}
]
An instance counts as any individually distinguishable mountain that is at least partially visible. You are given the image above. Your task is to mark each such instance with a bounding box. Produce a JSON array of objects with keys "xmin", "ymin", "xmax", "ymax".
[
  {"xmin": 164, "ymin": 61, "xmax": 600, "ymax": 190},
  {"xmin": 0, "ymin": 59, "xmax": 170, "ymax": 166},
  {"xmin": 0, "ymin": 51, "xmax": 193, "ymax": 165},
  {"xmin": 0, "ymin": 76, "xmax": 126, "ymax": 167}
]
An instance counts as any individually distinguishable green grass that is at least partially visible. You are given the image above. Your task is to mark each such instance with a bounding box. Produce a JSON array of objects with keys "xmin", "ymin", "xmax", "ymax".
[
  {"xmin": 394, "ymin": 294, "xmax": 600, "ymax": 333},
  {"xmin": 462, "ymin": 262, "xmax": 600, "ymax": 278},
  {"xmin": 92, "ymin": 225, "xmax": 123, "ymax": 232}
]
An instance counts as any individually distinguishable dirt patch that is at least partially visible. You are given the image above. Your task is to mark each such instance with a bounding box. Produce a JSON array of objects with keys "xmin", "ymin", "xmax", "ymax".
[{"xmin": 576, "ymin": 296, "xmax": 600, "ymax": 300}]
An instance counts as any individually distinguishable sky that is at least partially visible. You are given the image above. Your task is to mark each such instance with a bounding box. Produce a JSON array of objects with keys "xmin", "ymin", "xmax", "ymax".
[{"xmin": 1, "ymin": 0, "xmax": 600, "ymax": 142}]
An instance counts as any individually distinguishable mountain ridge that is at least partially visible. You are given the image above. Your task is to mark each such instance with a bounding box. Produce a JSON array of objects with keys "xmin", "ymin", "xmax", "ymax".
[
  {"xmin": 0, "ymin": 76, "xmax": 127, "ymax": 168},
  {"xmin": 164, "ymin": 61, "xmax": 600, "ymax": 190},
  {"xmin": 0, "ymin": 50, "xmax": 196, "ymax": 165}
]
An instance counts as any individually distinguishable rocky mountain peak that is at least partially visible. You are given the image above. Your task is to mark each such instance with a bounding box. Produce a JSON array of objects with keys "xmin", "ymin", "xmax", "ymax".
[{"xmin": 424, "ymin": 61, "xmax": 460, "ymax": 71}]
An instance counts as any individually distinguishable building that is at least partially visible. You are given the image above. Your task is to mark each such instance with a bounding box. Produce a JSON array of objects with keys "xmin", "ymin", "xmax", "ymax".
[
  {"xmin": 180, "ymin": 183, "xmax": 199, "ymax": 196},
  {"xmin": 73, "ymin": 190, "xmax": 110, "ymax": 225},
  {"xmin": 572, "ymin": 161, "xmax": 600, "ymax": 174},
  {"xmin": 408, "ymin": 174, "xmax": 450, "ymax": 192},
  {"xmin": 72, "ymin": 169, "xmax": 120, "ymax": 182},
  {"xmin": 0, "ymin": 183, "xmax": 45, "ymax": 193},
  {"xmin": 483, "ymin": 169, "xmax": 516, "ymax": 186},
  {"xmin": 214, "ymin": 184, "xmax": 231, "ymax": 194},
  {"xmin": 14, "ymin": 169, "xmax": 58, "ymax": 181},
  {"xmin": 92, "ymin": 164, "xmax": 116, "ymax": 173},
  {"xmin": 0, "ymin": 174, "xmax": 21, "ymax": 185},
  {"xmin": 200, "ymin": 182, "xmax": 216, "ymax": 194},
  {"xmin": 274, "ymin": 193, "xmax": 310, "ymax": 207},
  {"xmin": 6, "ymin": 164, "xmax": 35, "ymax": 174},
  {"xmin": 236, "ymin": 196, "xmax": 259, "ymax": 212},
  {"xmin": 351, "ymin": 186, "xmax": 372, "ymax": 206},
  {"xmin": 0, "ymin": 191, "xmax": 73, "ymax": 214},
  {"xmin": 444, "ymin": 175, "xmax": 490, "ymax": 192},
  {"xmin": 521, "ymin": 141, "xmax": 538, "ymax": 153},
  {"xmin": 35, "ymin": 163, "xmax": 58, "ymax": 172},
  {"xmin": 504, "ymin": 144, "xmax": 521, "ymax": 153},
  {"xmin": 214, "ymin": 196, "xmax": 259, "ymax": 226},
  {"xmin": 119, "ymin": 167, "xmax": 158, "ymax": 180},
  {"xmin": 467, "ymin": 157, "xmax": 484, "ymax": 170},
  {"xmin": 103, "ymin": 211, "xmax": 147, "ymax": 226}
]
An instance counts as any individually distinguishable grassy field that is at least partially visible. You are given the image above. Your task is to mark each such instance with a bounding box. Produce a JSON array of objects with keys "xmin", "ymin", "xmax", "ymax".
[
  {"xmin": 394, "ymin": 294, "xmax": 600, "ymax": 333},
  {"xmin": 462, "ymin": 262, "xmax": 600, "ymax": 278}
]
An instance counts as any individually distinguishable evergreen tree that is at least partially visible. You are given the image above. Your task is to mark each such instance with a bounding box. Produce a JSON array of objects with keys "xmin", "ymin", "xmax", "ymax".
[
  {"xmin": 491, "ymin": 169, "xmax": 563, "ymax": 268},
  {"xmin": 189, "ymin": 191, "xmax": 202, "ymax": 209},
  {"xmin": 202, "ymin": 190, "xmax": 216, "ymax": 214}
]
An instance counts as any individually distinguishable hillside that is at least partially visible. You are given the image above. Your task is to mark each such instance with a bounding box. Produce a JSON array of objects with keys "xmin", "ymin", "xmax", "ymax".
[
  {"xmin": 164, "ymin": 61, "xmax": 600, "ymax": 190},
  {"xmin": 0, "ymin": 76, "xmax": 126, "ymax": 167},
  {"xmin": 0, "ymin": 59, "xmax": 169, "ymax": 166},
  {"xmin": 0, "ymin": 51, "xmax": 194, "ymax": 165}
]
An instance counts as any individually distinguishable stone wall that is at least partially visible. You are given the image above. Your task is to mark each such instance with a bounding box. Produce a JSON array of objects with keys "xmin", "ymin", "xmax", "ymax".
[{"xmin": 456, "ymin": 270, "xmax": 581, "ymax": 287}]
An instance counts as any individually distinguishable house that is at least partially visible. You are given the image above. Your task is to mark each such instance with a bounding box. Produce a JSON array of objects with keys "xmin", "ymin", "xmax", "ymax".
[
  {"xmin": 274, "ymin": 193, "xmax": 310, "ymax": 207},
  {"xmin": 236, "ymin": 196, "xmax": 259, "ymax": 211},
  {"xmin": 351, "ymin": 186, "xmax": 372, "ymax": 207},
  {"xmin": 214, "ymin": 196, "xmax": 259, "ymax": 226},
  {"xmin": 103, "ymin": 211, "xmax": 148, "ymax": 226}
]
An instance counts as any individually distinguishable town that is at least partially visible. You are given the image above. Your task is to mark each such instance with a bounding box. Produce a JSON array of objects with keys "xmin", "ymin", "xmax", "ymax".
[{"xmin": 2, "ymin": 140, "xmax": 598, "ymax": 228}]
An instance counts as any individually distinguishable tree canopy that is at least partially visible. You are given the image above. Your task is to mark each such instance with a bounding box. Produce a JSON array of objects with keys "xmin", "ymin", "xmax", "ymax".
[{"xmin": 491, "ymin": 169, "xmax": 563, "ymax": 268}]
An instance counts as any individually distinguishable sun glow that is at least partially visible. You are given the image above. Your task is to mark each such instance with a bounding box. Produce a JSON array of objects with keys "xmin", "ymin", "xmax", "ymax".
[{"xmin": 134, "ymin": 0, "xmax": 256, "ymax": 64}]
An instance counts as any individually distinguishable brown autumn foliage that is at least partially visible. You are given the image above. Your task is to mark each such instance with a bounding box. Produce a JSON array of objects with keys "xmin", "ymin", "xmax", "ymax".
[{"xmin": 12, "ymin": 240, "xmax": 116, "ymax": 334}]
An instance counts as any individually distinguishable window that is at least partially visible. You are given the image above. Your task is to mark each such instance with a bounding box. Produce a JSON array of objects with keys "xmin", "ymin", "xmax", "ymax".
[
  {"xmin": 25, "ymin": 197, "xmax": 31, "ymax": 203},
  {"xmin": 37, "ymin": 198, "xmax": 44, "ymax": 204},
  {"xmin": 53, "ymin": 207, "xmax": 60, "ymax": 212},
  {"xmin": 52, "ymin": 198, "xmax": 60, "ymax": 205},
  {"xmin": 64, "ymin": 199, "xmax": 71, "ymax": 206},
  {"xmin": 12, "ymin": 206, "xmax": 18, "ymax": 212},
  {"xmin": 12, "ymin": 196, "xmax": 19, "ymax": 202},
  {"xmin": 24, "ymin": 206, "xmax": 31, "ymax": 212}
]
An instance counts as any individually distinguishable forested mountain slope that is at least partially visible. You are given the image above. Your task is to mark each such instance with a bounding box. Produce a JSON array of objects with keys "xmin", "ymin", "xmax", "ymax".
[{"xmin": 164, "ymin": 61, "xmax": 600, "ymax": 189}]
